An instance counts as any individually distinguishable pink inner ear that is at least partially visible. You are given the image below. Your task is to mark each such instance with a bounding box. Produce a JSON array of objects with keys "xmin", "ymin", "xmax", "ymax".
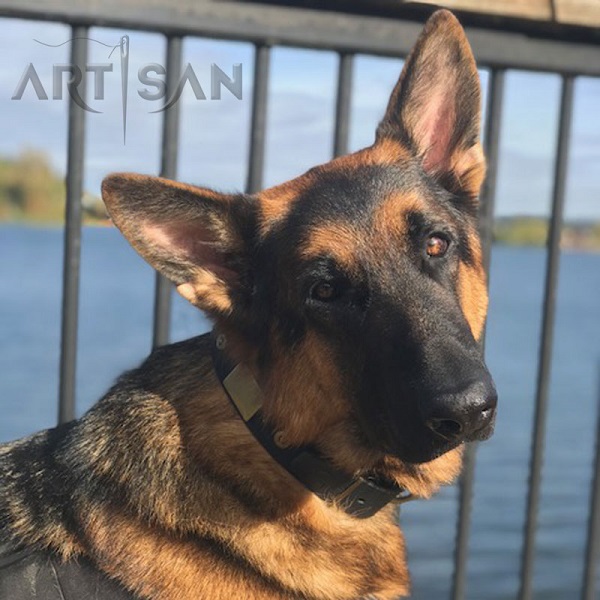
[
  {"xmin": 415, "ymin": 86, "xmax": 456, "ymax": 173},
  {"xmin": 141, "ymin": 221, "xmax": 237, "ymax": 283}
]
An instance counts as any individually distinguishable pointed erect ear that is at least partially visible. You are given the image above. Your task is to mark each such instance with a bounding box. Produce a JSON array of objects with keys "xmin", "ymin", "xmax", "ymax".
[
  {"xmin": 101, "ymin": 173, "xmax": 256, "ymax": 317},
  {"xmin": 377, "ymin": 10, "xmax": 485, "ymax": 202}
]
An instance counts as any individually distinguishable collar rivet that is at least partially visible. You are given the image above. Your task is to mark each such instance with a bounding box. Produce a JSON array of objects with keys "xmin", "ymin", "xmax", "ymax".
[
  {"xmin": 274, "ymin": 431, "xmax": 290, "ymax": 449},
  {"xmin": 216, "ymin": 334, "xmax": 227, "ymax": 350}
]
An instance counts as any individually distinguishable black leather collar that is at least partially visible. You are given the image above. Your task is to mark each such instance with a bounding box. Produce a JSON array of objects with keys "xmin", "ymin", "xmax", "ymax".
[{"xmin": 211, "ymin": 332, "xmax": 413, "ymax": 518}]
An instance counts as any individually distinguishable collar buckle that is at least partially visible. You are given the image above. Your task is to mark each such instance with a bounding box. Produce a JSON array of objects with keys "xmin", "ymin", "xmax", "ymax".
[{"xmin": 337, "ymin": 475, "xmax": 413, "ymax": 518}]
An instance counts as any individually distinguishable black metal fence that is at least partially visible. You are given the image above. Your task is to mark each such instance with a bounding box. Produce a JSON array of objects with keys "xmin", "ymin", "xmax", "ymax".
[{"xmin": 1, "ymin": 2, "xmax": 599, "ymax": 599}]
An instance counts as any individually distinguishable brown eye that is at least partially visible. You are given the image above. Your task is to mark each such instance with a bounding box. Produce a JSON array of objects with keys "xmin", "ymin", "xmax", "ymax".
[
  {"xmin": 311, "ymin": 281, "xmax": 337, "ymax": 301},
  {"xmin": 426, "ymin": 234, "xmax": 450, "ymax": 258}
]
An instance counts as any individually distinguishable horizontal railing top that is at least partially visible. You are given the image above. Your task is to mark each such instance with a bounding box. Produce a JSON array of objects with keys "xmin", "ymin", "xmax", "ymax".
[{"xmin": 0, "ymin": 0, "xmax": 599, "ymax": 77}]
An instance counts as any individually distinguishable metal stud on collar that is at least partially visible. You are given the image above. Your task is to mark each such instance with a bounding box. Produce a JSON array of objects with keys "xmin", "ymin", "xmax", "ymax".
[
  {"xmin": 216, "ymin": 334, "xmax": 227, "ymax": 350},
  {"xmin": 274, "ymin": 431, "xmax": 291, "ymax": 449}
]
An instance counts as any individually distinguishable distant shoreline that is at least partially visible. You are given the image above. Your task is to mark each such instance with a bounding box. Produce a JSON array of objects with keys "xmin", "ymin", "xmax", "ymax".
[{"xmin": 493, "ymin": 216, "xmax": 600, "ymax": 252}]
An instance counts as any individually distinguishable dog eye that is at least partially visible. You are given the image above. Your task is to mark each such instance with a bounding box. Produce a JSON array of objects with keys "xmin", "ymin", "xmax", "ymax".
[
  {"xmin": 426, "ymin": 234, "xmax": 450, "ymax": 258},
  {"xmin": 310, "ymin": 281, "xmax": 338, "ymax": 302}
]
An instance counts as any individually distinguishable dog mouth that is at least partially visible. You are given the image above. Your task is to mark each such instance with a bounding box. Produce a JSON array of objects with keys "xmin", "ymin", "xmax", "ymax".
[
  {"xmin": 355, "ymin": 411, "xmax": 450, "ymax": 465},
  {"xmin": 380, "ymin": 432, "xmax": 461, "ymax": 464}
]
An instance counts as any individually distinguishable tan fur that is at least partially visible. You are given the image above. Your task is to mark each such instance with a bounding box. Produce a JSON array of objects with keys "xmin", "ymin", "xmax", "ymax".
[
  {"xmin": 366, "ymin": 138, "xmax": 412, "ymax": 166},
  {"xmin": 452, "ymin": 143, "xmax": 487, "ymax": 200},
  {"xmin": 457, "ymin": 233, "xmax": 488, "ymax": 340},
  {"xmin": 259, "ymin": 177, "xmax": 311, "ymax": 236},
  {"xmin": 3, "ymin": 494, "xmax": 83, "ymax": 560},
  {"xmin": 301, "ymin": 223, "xmax": 362, "ymax": 273},
  {"xmin": 177, "ymin": 270, "xmax": 234, "ymax": 314},
  {"xmin": 322, "ymin": 139, "xmax": 412, "ymax": 173},
  {"xmin": 82, "ymin": 506, "xmax": 294, "ymax": 600},
  {"xmin": 371, "ymin": 193, "xmax": 426, "ymax": 245},
  {"xmin": 260, "ymin": 330, "xmax": 351, "ymax": 451}
]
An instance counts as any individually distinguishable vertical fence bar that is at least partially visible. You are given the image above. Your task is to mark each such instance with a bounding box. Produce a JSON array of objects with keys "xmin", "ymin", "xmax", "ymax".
[
  {"xmin": 246, "ymin": 43, "xmax": 270, "ymax": 194},
  {"xmin": 518, "ymin": 74, "xmax": 575, "ymax": 600},
  {"xmin": 582, "ymin": 369, "xmax": 600, "ymax": 600},
  {"xmin": 57, "ymin": 26, "xmax": 89, "ymax": 425},
  {"xmin": 152, "ymin": 35, "xmax": 183, "ymax": 350},
  {"xmin": 451, "ymin": 68, "xmax": 505, "ymax": 600},
  {"xmin": 478, "ymin": 69, "xmax": 506, "ymax": 273},
  {"xmin": 332, "ymin": 52, "xmax": 354, "ymax": 158}
]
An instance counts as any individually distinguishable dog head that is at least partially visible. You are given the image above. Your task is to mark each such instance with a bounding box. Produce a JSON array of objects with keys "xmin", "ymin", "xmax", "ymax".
[{"xmin": 102, "ymin": 10, "xmax": 496, "ymax": 496}]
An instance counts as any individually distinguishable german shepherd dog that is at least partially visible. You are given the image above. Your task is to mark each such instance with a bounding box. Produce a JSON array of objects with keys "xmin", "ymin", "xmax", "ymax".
[{"xmin": 0, "ymin": 10, "xmax": 497, "ymax": 599}]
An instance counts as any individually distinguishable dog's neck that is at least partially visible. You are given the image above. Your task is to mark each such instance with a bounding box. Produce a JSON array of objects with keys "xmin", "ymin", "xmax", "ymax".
[{"xmin": 210, "ymin": 331, "xmax": 413, "ymax": 518}]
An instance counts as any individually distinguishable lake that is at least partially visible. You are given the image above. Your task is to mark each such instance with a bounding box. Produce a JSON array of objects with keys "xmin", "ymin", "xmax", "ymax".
[{"xmin": 1, "ymin": 225, "xmax": 599, "ymax": 599}]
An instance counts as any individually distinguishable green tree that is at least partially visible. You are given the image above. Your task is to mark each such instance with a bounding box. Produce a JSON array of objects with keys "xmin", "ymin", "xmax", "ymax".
[{"xmin": 0, "ymin": 149, "xmax": 65, "ymax": 222}]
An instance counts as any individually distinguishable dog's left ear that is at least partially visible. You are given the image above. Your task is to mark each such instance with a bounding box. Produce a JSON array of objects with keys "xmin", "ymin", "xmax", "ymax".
[
  {"xmin": 377, "ymin": 9, "xmax": 485, "ymax": 202},
  {"xmin": 102, "ymin": 173, "xmax": 256, "ymax": 319}
]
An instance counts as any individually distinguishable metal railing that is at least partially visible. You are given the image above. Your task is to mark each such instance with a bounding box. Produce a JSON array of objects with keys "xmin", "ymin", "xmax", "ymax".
[{"xmin": 1, "ymin": 2, "xmax": 599, "ymax": 598}]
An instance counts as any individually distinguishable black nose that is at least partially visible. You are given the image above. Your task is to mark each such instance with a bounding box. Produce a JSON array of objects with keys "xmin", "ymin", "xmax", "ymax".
[{"xmin": 423, "ymin": 379, "xmax": 498, "ymax": 443}]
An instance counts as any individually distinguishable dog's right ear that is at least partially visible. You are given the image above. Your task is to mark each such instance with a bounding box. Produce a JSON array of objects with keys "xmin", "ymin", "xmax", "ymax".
[
  {"xmin": 376, "ymin": 10, "xmax": 484, "ymax": 203},
  {"xmin": 101, "ymin": 173, "xmax": 256, "ymax": 317}
]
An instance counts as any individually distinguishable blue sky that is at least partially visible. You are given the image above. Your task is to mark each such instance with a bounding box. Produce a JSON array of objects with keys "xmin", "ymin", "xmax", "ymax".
[{"xmin": 0, "ymin": 18, "xmax": 598, "ymax": 219}]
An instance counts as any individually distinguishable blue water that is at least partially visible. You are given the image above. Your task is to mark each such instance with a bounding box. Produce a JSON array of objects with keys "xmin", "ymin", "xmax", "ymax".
[{"xmin": 1, "ymin": 225, "xmax": 599, "ymax": 599}]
